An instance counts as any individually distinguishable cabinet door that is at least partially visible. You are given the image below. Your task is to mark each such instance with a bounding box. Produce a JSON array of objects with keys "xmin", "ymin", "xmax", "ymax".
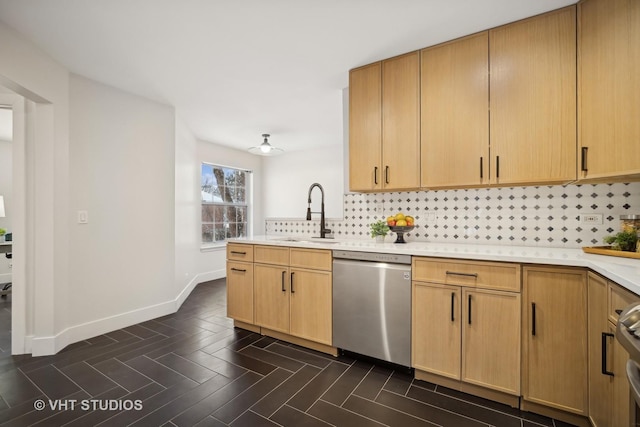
[
  {"xmin": 254, "ymin": 264, "xmax": 290, "ymax": 334},
  {"xmin": 289, "ymin": 269, "xmax": 332, "ymax": 345},
  {"xmin": 412, "ymin": 282, "xmax": 461, "ymax": 380},
  {"xmin": 579, "ymin": 0, "xmax": 640, "ymax": 180},
  {"xmin": 382, "ymin": 51, "xmax": 420, "ymax": 190},
  {"xmin": 523, "ymin": 267, "xmax": 588, "ymax": 415},
  {"xmin": 349, "ymin": 62, "xmax": 382, "ymax": 192},
  {"xmin": 421, "ymin": 32, "xmax": 489, "ymax": 188},
  {"xmin": 490, "ymin": 7, "xmax": 577, "ymax": 185},
  {"xmin": 462, "ymin": 288, "xmax": 520, "ymax": 395},
  {"xmin": 226, "ymin": 261, "xmax": 254, "ymax": 324},
  {"xmin": 587, "ymin": 272, "xmax": 612, "ymax": 427}
]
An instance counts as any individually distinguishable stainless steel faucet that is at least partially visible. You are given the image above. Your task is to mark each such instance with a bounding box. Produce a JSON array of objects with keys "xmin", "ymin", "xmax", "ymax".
[{"xmin": 306, "ymin": 183, "xmax": 332, "ymax": 238}]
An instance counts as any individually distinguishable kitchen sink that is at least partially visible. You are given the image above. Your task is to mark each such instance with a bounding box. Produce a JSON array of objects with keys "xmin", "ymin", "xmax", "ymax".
[{"xmin": 273, "ymin": 237, "xmax": 340, "ymax": 244}]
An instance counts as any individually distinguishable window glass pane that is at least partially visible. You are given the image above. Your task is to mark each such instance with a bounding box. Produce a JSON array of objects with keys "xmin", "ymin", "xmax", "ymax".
[
  {"xmin": 202, "ymin": 163, "xmax": 250, "ymax": 243},
  {"xmin": 226, "ymin": 223, "xmax": 238, "ymax": 239},
  {"xmin": 214, "ymin": 224, "xmax": 226, "ymax": 241},
  {"xmin": 201, "ymin": 224, "xmax": 214, "ymax": 243},
  {"xmin": 237, "ymin": 222, "xmax": 246, "ymax": 238},
  {"xmin": 214, "ymin": 206, "xmax": 225, "ymax": 223},
  {"xmin": 202, "ymin": 205, "xmax": 215, "ymax": 222},
  {"xmin": 201, "ymin": 164, "xmax": 214, "ymax": 202}
]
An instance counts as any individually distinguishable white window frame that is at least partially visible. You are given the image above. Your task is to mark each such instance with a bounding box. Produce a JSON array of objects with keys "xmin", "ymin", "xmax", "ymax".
[{"xmin": 201, "ymin": 162, "xmax": 252, "ymax": 246}]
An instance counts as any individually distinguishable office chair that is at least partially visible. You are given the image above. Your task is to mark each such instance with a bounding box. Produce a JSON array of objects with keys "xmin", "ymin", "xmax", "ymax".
[{"xmin": 0, "ymin": 252, "xmax": 10, "ymax": 298}]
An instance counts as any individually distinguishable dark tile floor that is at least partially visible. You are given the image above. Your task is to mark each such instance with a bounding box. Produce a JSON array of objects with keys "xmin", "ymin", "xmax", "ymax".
[{"xmin": 0, "ymin": 280, "xmax": 576, "ymax": 426}]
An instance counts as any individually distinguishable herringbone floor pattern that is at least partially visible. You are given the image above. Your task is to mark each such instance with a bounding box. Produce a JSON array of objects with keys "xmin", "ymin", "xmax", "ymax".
[{"xmin": 0, "ymin": 280, "xmax": 575, "ymax": 426}]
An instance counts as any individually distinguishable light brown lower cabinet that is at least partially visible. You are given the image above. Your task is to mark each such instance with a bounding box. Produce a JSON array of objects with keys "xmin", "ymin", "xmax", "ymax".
[
  {"xmin": 461, "ymin": 288, "xmax": 520, "ymax": 395},
  {"xmin": 253, "ymin": 245, "xmax": 332, "ymax": 346},
  {"xmin": 412, "ymin": 258, "xmax": 521, "ymax": 402},
  {"xmin": 229, "ymin": 246, "xmax": 640, "ymax": 425},
  {"xmin": 413, "ymin": 283, "xmax": 520, "ymax": 395},
  {"xmin": 289, "ymin": 268, "xmax": 332, "ymax": 345},
  {"xmin": 522, "ymin": 266, "xmax": 588, "ymax": 419},
  {"xmin": 254, "ymin": 263, "xmax": 290, "ymax": 334},
  {"xmin": 589, "ymin": 272, "xmax": 636, "ymax": 427},
  {"xmin": 226, "ymin": 260, "xmax": 254, "ymax": 324},
  {"xmin": 413, "ymin": 282, "xmax": 461, "ymax": 380}
]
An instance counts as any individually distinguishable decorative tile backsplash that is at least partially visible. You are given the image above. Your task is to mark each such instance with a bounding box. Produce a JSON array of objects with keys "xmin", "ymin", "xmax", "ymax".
[{"xmin": 265, "ymin": 182, "xmax": 640, "ymax": 248}]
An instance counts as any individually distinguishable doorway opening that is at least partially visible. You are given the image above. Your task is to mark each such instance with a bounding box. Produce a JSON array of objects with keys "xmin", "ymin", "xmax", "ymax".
[{"xmin": 0, "ymin": 95, "xmax": 14, "ymax": 355}]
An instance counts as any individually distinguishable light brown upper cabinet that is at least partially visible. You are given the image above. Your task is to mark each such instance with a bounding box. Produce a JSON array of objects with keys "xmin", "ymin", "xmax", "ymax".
[
  {"xmin": 349, "ymin": 62, "xmax": 382, "ymax": 191},
  {"xmin": 421, "ymin": 32, "xmax": 489, "ymax": 188},
  {"xmin": 489, "ymin": 6, "xmax": 577, "ymax": 186},
  {"xmin": 349, "ymin": 52, "xmax": 420, "ymax": 192},
  {"xmin": 578, "ymin": 0, "xmax": 640, "ymax": 182},
  {"xmin": 420, "ymin": 7, "xmax": 576, "ymax": 189}
]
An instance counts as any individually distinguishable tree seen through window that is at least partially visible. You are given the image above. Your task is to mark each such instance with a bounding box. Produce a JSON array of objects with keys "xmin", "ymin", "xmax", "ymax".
[{"xmin": 201, "ymin": 164, "xmax": 249, "ymax": 243}]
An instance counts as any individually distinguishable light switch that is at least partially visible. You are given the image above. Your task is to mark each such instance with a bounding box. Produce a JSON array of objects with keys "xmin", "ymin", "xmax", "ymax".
[{"xmin": 78, "ymin": 210, "xmax": 89, "ymax": 224}]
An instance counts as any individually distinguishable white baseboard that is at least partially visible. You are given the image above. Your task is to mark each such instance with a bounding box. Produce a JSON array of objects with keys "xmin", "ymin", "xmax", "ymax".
[
  {"xmin": 31, "ymin": 268, "xmax": 227, "ymax": 356},
  {"xmin": 175, "ymin": 269, "xmax": 226, "ymax": 310}
]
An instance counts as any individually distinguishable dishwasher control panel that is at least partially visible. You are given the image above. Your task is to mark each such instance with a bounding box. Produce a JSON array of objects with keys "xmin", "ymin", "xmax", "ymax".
[{"xmin": 333, "ymin": 250, "xmax": 412, "ymax": 265}]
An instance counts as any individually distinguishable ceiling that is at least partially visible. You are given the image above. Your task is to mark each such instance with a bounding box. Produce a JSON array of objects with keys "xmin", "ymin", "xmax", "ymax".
[{"xmin": 0, "ymin": 0, "xmax": 576, "ymax": 153}]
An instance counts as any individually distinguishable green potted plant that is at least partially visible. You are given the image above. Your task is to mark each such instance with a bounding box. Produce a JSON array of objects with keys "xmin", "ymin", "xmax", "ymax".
[
  {"xmin": 0, "ymin": 228, "xmax": 5, "ymax": 242},
  {"xmin": 370, "ymin": 220, "xmax": 390, "ymax": 243},
  {"xmin": 604, "ymin": 227, "xmax": 638, "ymax": 252}
]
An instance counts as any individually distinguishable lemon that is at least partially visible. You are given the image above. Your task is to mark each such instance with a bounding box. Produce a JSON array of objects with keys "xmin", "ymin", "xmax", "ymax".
[
  {"xmin": 396, "ymin": 219, "xmax": 407, "ymax": 227},
  {"xmin": 395, "ymin": 213, "xmax": 405, "ymax": 221}
]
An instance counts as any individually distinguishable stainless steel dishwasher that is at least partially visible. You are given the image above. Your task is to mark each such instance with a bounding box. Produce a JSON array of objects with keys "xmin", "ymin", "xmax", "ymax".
[{"xmin": 332, "ymin": 250, "xmax": 412, "ymax": 367}]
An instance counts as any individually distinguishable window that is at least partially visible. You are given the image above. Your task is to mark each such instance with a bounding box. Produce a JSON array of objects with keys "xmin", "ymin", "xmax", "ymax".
[{"xmin": 201, "ymin": 163, "xmax": 250, "ymax": 243}]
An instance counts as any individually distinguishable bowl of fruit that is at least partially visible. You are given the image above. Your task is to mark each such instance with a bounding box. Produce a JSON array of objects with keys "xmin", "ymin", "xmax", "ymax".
[{"xmin": 386, "ymin": 213, "xmax": 415, "ymax": 243}]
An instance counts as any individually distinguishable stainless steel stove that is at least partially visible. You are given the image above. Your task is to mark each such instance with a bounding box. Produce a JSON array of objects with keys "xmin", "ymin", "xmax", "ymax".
[{"xmin": 617, "ymin": 303, "xmax": 640, "ymax": 423}]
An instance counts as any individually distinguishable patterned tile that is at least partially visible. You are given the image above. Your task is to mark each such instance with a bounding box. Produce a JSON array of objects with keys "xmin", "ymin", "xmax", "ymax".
[{"xmin": 266, "ymin": 182, "xmax": 640, "ymax": 248}]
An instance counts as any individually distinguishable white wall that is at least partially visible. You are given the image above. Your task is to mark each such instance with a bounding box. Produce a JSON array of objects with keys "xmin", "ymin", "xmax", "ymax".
[
  {"xmin": 175, "ymin": 125, "xmax": 265, "ymax": 304},
  {"xmin": 67, "ymin": 74, "xmax": 176, "ymax": 337},
  {"xmin": 0, "ymin": 17, "xmax": 344, "ymax": 355},
  {"xmin": 174, "ymin": 116, "xmax": 201, "ymax": 301},
  {"xmin": 173, "ymin": 139, "xmax": 265, "ymax": 296},
  {"xmin": 0, "ymin": 20, "xmax": 70, "ymax": 355},
  {"xmin": 262, "ymin": 145, "xmax": 344, "ymax": 219},
  {"xmin": 174, "ymin": 119, "xmax": 267, "ymax": 304}
]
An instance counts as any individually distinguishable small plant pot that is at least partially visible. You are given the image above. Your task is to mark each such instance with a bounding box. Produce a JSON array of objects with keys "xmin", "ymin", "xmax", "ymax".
[{"xmin": 375, "ymin": 235, "xmax": 385, "ymax": 243}]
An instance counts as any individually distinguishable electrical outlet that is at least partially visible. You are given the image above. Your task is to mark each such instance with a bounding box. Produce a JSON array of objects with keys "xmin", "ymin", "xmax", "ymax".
[
  {"xmin": 425, "ymin": 212, "xmax": 437, "ymax": 223},
  {"xmin": 580, "ymin": 213, "xmax": 603, "ymax": 224},
  {"xmin": 78, "ymin": 210, "xmax": 89, "ymax": 224}
]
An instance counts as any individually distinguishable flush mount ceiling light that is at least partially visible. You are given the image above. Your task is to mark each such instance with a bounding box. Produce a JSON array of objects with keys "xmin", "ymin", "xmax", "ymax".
[{"xmin": 248, "ymin": 133, "xmax": 284, "ymax": 156}]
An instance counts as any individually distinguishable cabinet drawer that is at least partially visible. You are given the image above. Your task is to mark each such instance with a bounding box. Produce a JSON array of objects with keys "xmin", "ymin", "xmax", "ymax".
[
  {"xmin": 609, "ymin": 282, "xmax": 638, "ymax": 325},
  {"xmin": 290, "ymin": 248, "xmax": 332, "ymax": 271},
  {"xmin": 412, "ymin": 257, "xmax": 521, "ymax": 292},
  {"xmin": 227, "ymin": 243, "xmax": 253, "ymax": 262},
  {"xmin": 254, "ymin": 245, "xmax": 290, "ymax": 266}
]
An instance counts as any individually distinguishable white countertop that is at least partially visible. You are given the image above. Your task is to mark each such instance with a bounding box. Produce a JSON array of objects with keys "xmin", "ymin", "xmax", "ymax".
[{"xmin": 228, "ymin": 235, "xmax": 640, "ymax": 296}]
